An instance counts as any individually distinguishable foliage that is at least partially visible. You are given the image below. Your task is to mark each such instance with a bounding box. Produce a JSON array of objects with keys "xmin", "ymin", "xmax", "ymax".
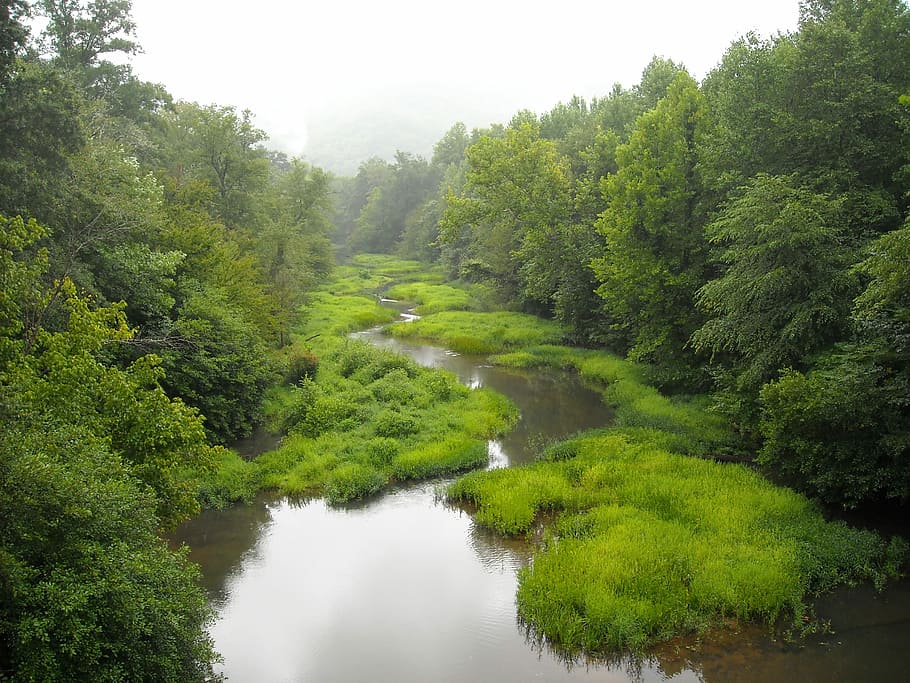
[
  {"xmin": 0, "ymin": 424, "xmax": 219, "ymax": 682},
  {"xmin": 160, "ymin": 287, "xmax": 276, "ymax": 444},
  {"xmin": 439, "ymin": 122, "xmax": 573, "ymax": 307},
  {"xmin": 691, "ymin": 174, "xmax": 854, "ymax": 424},
  {"xmin": 758, "ymin": 220, "xmax": 910, "ymax": 506},
  {"xmin": 592, "ymin": 71, "xmax": 710, "ymax": 386},
  {"xmin": 0, "ymin": 214, "xmax": 218, "ymax": 679}
]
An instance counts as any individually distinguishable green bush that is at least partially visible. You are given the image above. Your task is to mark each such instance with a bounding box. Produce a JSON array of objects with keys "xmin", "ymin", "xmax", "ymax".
[{"xmin": 374, "ymin": 409, "xmax": 421, "ymax": 438}]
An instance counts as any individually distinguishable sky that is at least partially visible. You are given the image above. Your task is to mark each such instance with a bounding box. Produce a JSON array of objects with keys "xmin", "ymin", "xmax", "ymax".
[{"xmin": 127, "ymin": 0, "xmax": 801, "ymax": 161}]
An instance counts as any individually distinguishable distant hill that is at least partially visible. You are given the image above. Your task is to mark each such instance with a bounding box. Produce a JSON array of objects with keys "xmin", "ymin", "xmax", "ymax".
[{"xmin": 301, "ymin": 86, "xmax": 525, "ymax": 176}]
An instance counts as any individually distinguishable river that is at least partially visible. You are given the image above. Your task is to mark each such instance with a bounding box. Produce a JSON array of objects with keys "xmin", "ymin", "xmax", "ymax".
[{"xmin": 174, "ymin": 322, "xmax": 910, "ymax": 682}]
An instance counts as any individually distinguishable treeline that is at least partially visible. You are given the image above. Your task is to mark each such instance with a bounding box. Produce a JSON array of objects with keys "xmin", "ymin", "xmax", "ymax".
[
  {"xmin": 1, "ymin": 1, "xmax": 332, "ymax": 679},
  {"xmin": 340, "ymin": 0, "xmax": 910, "ymax": 509}
]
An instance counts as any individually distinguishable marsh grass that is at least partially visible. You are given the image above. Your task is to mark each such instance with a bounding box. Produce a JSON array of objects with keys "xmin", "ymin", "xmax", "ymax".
[
  {"xmin": 447, "ymin": 428, "xmax": 907, "ymax": 653},
  {"xmin": 383, "ymin": 281, "xmax": 492, "ymax": 315},
  {"xmin": 238, "ymin": 339, "xmax": 517, "ymax": 505},
  {"xmin": 386, "ymin": 311, "xmax": 565, "ymax": 354},
  {"xmin": 493, "ymin": 345, "xmax": 733, "ymax": 455}
]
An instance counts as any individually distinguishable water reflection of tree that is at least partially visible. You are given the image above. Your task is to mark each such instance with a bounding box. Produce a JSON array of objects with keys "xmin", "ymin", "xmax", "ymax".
[
  {"xmin": 170, "ymin": 495, "xmax": 275, "ymax": 604},
  {"xmin": 520, "ymin": 619, "xmax": 710, "ymax": 683}
]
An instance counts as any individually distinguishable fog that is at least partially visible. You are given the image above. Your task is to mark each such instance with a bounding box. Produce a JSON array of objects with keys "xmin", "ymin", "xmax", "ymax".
[{"xmin": 129, "ymin": 0, "xmax": 800, "ymax": 173}]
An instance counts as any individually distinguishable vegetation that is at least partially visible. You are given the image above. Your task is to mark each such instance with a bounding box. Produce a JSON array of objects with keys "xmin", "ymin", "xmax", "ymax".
[
  {"xmin": 3, "ymin": 0, "xmax": 909, "ymax": 674},
  {"xmin": 449, "ymin": 428, "xmax": 906, "ymax": 653},
  {"xmin": 331, "ymin": 0, "xmax": 910, "ymax": 510},
  {"xmin": 386, "ymin": 311, "xmax": 564, "ymax": 354},
  {"xmin": 249, "ymin": 339, "xmax": 516, "ymax": 503}
]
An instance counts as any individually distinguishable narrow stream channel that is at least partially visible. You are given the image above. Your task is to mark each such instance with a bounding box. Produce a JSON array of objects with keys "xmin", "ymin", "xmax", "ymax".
[{"xmin": 175, "ymin": 319, "xmax": 910, "ymax": 682}]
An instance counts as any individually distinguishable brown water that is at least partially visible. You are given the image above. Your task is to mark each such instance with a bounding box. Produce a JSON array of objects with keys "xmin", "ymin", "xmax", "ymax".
[{"xmin": 176, "ymin": 324, "xmax": 910, "ymax": 683}]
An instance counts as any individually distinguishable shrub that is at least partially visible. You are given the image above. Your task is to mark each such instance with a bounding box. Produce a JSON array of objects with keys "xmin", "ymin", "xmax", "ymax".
[{"xmin": 286, "ymin": 348, "xmax": 319, "ymax": 384}]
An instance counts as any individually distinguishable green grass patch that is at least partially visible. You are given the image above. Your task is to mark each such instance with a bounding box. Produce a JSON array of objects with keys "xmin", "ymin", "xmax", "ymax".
[
  {"xmin": 447, "ymin": 428, "xmax": 908, "ymax": 653},
  {"xmin": 383, "ymin": 281, "xmax": 491, "ymax": 315},
  {"xmin": 192, "ymin": 447, "xmax": 260, "ymax": 509},
  {"xmin": 254, "ymin": 341, "xmax": 516, "ymax": 503},
  {"xmin": 386, "ymin": 311, "xmax": 565, "ymax": 354},
  {"xmin": 493, "ymin": 345, "xmax": 733, "ymax": 455}
]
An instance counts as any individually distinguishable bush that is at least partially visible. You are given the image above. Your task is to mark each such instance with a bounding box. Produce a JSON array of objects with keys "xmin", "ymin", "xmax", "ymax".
[
  {"xmin": 374, "ymin": 409, "xmax": 421, "ymax": 438},
  {"xmin": 286, "ymin": 348, "xmax": 319, "ymax": 384}
]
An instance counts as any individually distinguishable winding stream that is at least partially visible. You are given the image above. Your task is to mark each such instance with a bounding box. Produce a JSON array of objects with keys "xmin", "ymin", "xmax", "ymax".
[{"xmin": 175, "ymin": 321, "xmax": 910, "ymax": 682}]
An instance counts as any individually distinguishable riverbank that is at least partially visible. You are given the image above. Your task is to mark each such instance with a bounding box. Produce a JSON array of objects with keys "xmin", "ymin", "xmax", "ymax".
[
  {"xmin": 191, "ymin": 254, "xmax": 907, "ymax": 658},
  {"xmin": 338, "ymin": 257, "xmax": 908, "ymax": 654}
]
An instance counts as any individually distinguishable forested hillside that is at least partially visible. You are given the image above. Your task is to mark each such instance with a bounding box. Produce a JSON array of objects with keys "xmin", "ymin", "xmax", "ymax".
[{"xmin": 340, "ymin": 0, "xmax": 910, "ymax": 510}]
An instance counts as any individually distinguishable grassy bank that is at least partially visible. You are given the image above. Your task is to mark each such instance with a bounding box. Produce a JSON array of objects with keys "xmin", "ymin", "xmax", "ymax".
[
  {"xmin": 190, "ymin": 256, "xmax": 518, "ymax": 507},
  {"xmin": 448, "ymin": 428, "xmax": 906, "ymax": 652}
]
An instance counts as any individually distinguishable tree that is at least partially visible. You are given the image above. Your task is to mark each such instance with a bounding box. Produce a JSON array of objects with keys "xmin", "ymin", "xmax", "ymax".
[
  {"xmin": 346, "ymin": 151, "xmax": 436, "ymax": 254},
  {"xmin": 38, "ymin": 0, "xmax": 137, "ymax": 69},
  {"xmin": 0, "ymin": 0, "xmax": 28, "ymax": 87},
  {"xmin": 592, "ymin": 71, "xmax": 709, "ymax": 386},
  {"xmin": 691, "ymin": 174, "xmax": 854, "ymax": 423},
  {"xmin": 0, "ymin": 214, "xmax": 219, "ymax": 679},
  {"xmin": 257, "ymin": 158, "xmax": 333, "ymax": 344},
  {"xmin": 439, "ymin": 122, "xmax": 573, "ymax": 308},
  {"xmin": 759, "ymin": 219, "xmax": 910, "ymax": 508},
  {"xmin": 167, "ymin": 102, "xmax": 270, "ymax": 227}
]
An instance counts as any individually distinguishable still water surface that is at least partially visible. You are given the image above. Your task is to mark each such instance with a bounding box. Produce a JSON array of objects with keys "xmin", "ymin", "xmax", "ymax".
[{"xmin": 176, "ymin": 325, "xmax": 910, "ymax": 682}]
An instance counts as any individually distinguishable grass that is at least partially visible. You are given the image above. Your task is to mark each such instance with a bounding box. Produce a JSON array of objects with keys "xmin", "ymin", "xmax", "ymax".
[
  {"xmin": 447, "ymin": 428, "xmax": 908, "ymax": 653},
  {"xmin": 249, "ymin": 340, "xmax": 517, "ymax": 504},
  {"xmin": 386, "ymin": 311, "xmax": 566, "ymax": 354},
  {"xmin": 493, "ymin": 345, "xmax": 734, "ymax": 455},
  {"xmin": 383, "ymin": 281, "xmax": 493, "ymax": 315}
]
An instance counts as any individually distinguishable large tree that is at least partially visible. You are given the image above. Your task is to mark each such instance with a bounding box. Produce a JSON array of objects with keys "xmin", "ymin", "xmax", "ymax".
[
  {"xmin": 592, "ymin": 71, "xmax": 710, "ymax": 386},
  {"xmin": 691, "ymin": 174, "xmax": 853, "ymax": 424}
]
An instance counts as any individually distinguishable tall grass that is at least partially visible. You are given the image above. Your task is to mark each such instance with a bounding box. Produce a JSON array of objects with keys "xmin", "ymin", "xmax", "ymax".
[
  {"xmin": 237, "ymin": 340, "xmax": 517, "ymax": 505},
  {"xmin": 383, "ymin": 281, "xmax": 492, "ymax": 315},
  {"xmin": 447, "ymin": 428, "xmax": 907, "ymax": 653},
  {"xmin": 386, "ymin": 311, "xmax": 565, "ymax": 354}
]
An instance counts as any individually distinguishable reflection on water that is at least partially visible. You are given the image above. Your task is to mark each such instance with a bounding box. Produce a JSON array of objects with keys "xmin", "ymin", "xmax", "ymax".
[
  {"xmin": 181, "ymin": 485, "xmax": 703, "ymax": 682},
  {"xmin": 176, "ymin": 322, "xmax": 910, "ymax": 682}
]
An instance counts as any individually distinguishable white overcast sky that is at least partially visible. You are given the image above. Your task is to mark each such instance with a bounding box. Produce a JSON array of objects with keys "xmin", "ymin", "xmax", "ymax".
[{"xmin": 128, "ymin": 0, "xmax": 801, "ymax": 155}]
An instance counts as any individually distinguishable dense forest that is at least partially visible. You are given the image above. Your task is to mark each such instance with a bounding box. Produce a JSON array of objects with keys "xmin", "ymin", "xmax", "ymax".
[{"xmin": 1, "ymin": 0, "xmax": 908, "ymax": 679}]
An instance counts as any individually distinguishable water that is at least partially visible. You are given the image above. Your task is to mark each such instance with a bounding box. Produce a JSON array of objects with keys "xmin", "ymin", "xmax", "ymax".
[{"xmin": 176, "ymin": 323, "xmax": 910, "ymax": 682}]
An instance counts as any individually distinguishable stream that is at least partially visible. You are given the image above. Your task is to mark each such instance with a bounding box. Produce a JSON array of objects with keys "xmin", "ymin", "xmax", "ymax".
[{"xmin": 174, "ymin": 320, "xmax": 910, "ymax": 682}]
